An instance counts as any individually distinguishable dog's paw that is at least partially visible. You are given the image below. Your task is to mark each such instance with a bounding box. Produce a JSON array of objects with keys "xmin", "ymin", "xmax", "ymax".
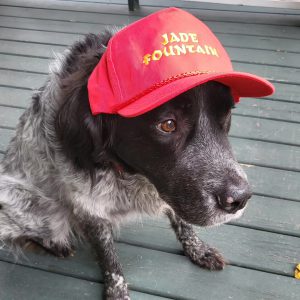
[
  {"xmin": 29, "ymin": 238, "xmax": 75, "ymax": 258},
  {"xmin": 182, "ymin": 237, "xmax": 226, "ymax": 270},
  {"xmin": 46, "ymin": 242, "xmax": 75, "ymax": 258},
  {"xmin": 104, "ymin": 272, "xmax": 130, "ymax": 300}
]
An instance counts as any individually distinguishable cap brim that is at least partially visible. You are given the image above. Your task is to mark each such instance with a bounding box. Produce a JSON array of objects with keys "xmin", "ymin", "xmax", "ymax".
[{"xmin": 117, "ymin": 72, "xmax": 275, "ymax": 117}]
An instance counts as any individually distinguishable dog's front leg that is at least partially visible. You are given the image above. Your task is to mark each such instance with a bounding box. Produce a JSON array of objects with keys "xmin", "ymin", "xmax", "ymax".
[
  {"xmin": 80, "ymin": 217, "xmax": 130, "ymax": 300},
  {"xmin": 166, "ymin": 210, "xmax": 226, "ymax": 270}
]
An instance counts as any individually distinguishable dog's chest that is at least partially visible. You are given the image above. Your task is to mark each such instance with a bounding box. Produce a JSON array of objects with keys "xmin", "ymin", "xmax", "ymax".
[{"xmin": 69, "ymin": 169, "xmax": 167, "ymax": 225}]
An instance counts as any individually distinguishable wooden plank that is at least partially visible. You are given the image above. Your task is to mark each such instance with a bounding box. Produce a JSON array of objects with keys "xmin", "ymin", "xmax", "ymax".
[
  {"xmin": 1, "ymin": 242, "xmax": 300, "ymax": 299},
  {"xmin": 1, "ymin": 14, "xmax": 300, "ymax": 41},
  {"xmin": 206, "ymin": 20, "xmax": 300, "ymax": 40},
  {"xmin": 231, "ymin": 115, "xmax": 300, "ymax": 146},
  {"xmin": 0, "ymin": 260, "xmax": 165, "ymax": 300},
  {"xmin": 1, "ymin": 31, "xmax": 300, "ymax": 68},
  {"xmin": 0, "ymin": 5, "xmax": 138, "ymax": 26},
  {"xmin": 1, "ymin": 53, "xmax": 300, "ymax": 87},
  {"xmin": 227, "ymin": 47, "xmax": 300, "ymax": 69},
  {"xmin": 0, "ymin": 70, "xmax": 47, "ymax": 90},
  {"xmin": 244, "ymin": 164, "xmax": 300, "ymax": 201},
  {"xmin": 230, "ymin": 137, "xmax": 300, "ymax": 172},
  {"xmin": 268, "ymin": 82, "xmax": 300, "ymax": 103},
  {"xmin": 0, "ymin": 86, "xmax": 32, "ymax": 108},
  {"xmin": 1, "ymin": 24, "xmax": 299, "ymax": 53},
  {"xmin": 0, "ymin": 54, "xmax": 49, "ymax": 74},
  {"xmin": 71, "ymin": 0, "xmax": 300, "ymax": 14},
  {"xmin": 233, "ymin": 195, "xmax": 300, "ymax": 237},
  {"xmin": 0, "ymin": 40, "xmax": 66, "ymax": 58},
  {"xmin": 118, "ymin": 221, "xmax": 300, "ymax": 276},
  {"xmin": 0, "ymin": 106, "xmax": 24, "ymax": 128},
  {"xmin": 0, "ymin": 28, "xmax": 83, "ymax": 46},
  {"xmin": 234, "ymin": 62, "xmax": 300, "ymax": 85},
  {"xmin": 0, "ymin": 128, "xmax": 14, "ymax": 151},
  {"xmin": 1, "ymin": 0, "xmax": 300, "ymax": 25},
  {"xmin": 236, "ymin": 99, "xmax": 300, "ymax": 123}
]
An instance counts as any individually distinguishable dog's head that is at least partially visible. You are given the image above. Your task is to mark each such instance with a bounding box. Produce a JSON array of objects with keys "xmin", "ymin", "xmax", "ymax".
[
  {"xmin": 111, "ymin": 82, "xmax": 251, "ymax": 226},
  {"xmin": 55, "ymin": 34, "xmax": 251, "ymax": 227}
]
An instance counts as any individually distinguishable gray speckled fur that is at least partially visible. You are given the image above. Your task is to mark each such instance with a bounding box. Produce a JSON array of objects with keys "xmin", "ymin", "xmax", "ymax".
[
  {"xmin": 0, "ymin": 29, "xmax": 247, "ymax": 299},
  {"xmin": 0, "ymin": 30, "xmax": 167, "ymax": 299}
]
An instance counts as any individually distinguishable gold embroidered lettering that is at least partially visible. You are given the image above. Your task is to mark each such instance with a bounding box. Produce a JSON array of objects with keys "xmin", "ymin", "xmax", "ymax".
[
  {"xmin": 152, "ymin": 50, "xmax": 163, "ymax": 61},
  {"xmin": 142, "ymin": 54, "xmax": 152, "ymax": 65},
  {"xmin": 196, "ymin": 45, "xmax": 206, "ymax": 54},
  {"xmin": 185, "ymin": 45, "xmax": 196, "ymax": 53},
  {"xmin": 163, "ymin": 46, "xmax": 175, "ymax": 56},
  {"xmin": 174, "ymin": 45, "xmax": 187, "ymax": 55},
  {"xmin": 209, "ymin": 47, "xmax": 219, "ymax": 57},
  {"xmin": 170, "ymin": 32, "xmax": 181, "ymax": 43},
  {"xmin": 189, "ymin": 33, "xmax": 198, "ymax": 43},
  {"xmin": 161, "ymin": 33, "xmax": 169, "ymax": 46},
  {"xmin": 179, "ymin": 32, "xmax": 189, "ymax": 43}
]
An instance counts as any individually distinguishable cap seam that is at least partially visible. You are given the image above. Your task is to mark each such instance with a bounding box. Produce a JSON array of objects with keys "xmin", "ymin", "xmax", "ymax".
[{"xmin": 108, "ymin": 41, "xmax": 124, "ymax": 101}]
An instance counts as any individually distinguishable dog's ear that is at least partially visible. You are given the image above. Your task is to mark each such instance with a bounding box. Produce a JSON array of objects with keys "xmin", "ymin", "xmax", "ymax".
[
  {"xmin": 55, "ymin": 86, "xmax": 116, "ymax": 173},
  {"xmin": 52, "ymin": 32, "xmax": 118, "ymax": 177}
]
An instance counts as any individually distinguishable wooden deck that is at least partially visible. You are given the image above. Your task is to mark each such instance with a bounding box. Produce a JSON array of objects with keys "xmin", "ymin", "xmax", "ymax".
[{"xmin": 0, "ymin": 0, "xmax": 300, "ymax": 299}]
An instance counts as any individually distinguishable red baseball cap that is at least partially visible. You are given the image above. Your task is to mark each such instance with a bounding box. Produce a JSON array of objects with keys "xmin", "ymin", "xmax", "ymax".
[{"xmin": 88, "ymin": 7, "xmax": 274, "ymax": 117}]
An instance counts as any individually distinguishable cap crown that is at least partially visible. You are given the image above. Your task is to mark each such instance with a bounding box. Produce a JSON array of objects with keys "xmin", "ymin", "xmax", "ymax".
[{"xmin": 88, "ymin": 7, "xmax": 233, "ymax": 114}]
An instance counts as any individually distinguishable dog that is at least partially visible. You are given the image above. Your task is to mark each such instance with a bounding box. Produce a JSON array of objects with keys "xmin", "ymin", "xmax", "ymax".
[{"xmin": 0, "ymin": 28, "xmax": 252, "ymax": 299}]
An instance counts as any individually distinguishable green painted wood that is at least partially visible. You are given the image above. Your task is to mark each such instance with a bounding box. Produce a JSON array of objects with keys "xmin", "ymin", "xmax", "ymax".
[
  {"xmin": 0, "ymin": 86, "xmax": 32, "ymax": 108},
  {"xmin": 231, "ymin": 115, "xmax": 300, "ymax": 146},
  {"xmin": 0, "ymin": 106, "xmax": 24, "ymax": 128},
  {"xmin": 1, "ymin": 24, "xmax": 300, "ymax": 53},
  {"xmin": 0, "ymin": 260, "xmax": 165, "ymax": 300},
  {"xmin": 0, "ymin": 40, "xmax": 66, "ymax": 58},
  {"xmin": 244, "ymin": 164, "xmax": 300, "ymax": 201},
  {"xmin": 0, "ymin": 70, "xmax": 47, "ymax": 90},
  {"xmin": 234, "ymin": 62, "xmax": 300, "ymax": 84},
  {"xmin": 268, "ymin": 82, "xmax": 300, "ymax": 103},
  {"xmin": 230, "ymin": 137, "xmax": 300, "ymax": 172},
  {"xmin": 227, "ymin": 48, "xmax": 300, "ymax": 69},
  {"xmin": 2, "ymin": 0, "xmax": 300, "ymax": 25},
  {"xmin": 0, "ymin": 128, "xmax": 14, "ymax": 151},
  {"xmin": 233, "ymin": 195, "xmax": 300, "ymax": 237},
  {"xmin": 1, "ymin": 53, "xmax": 300, "ymax": 90},
  {"xmin": 236, "ymin": 99, "xmax": 300, "ymax": 123},
  {"xmin": 81, "ymin": 0, "xmax": 300, "ymax": 14},
  {"xmin": 6, "ymin": 0, "xmax": 300, "ymax": 15},
  {"xmin": 0, "ymin": 54, "xmax": 49, "ymax": 74},
  {"xmin": 1, "ymin": 30, "xmax": 300, "ymax": 69},
  {"xmin": 1, "ymin": 13, "xmax": 300, "ymax": 42},
  {"xmin": 1, "ymin": 242, "xmax": 300, "ymax": 299},
  {"xmin": 118, "ymin": 221, "xmax": 300, "ymax": 276},
  {"xmin": 0, "ymin": 28, "xmax": 83, "ymax": 46},
  {"xmin": 206, "ymin": 20, "xmax": 300, "ymax": 40}
]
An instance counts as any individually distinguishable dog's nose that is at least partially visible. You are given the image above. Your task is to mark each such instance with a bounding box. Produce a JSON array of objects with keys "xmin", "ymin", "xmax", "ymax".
[{"xmin": 217, "ymin": 181, "xmax": 252, "ymax": 214}]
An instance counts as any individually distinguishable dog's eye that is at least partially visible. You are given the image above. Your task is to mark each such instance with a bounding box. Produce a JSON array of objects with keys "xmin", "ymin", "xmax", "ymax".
[{"xmin": 157, "ymin": 119, "xmax": 176, "ymax": 133}]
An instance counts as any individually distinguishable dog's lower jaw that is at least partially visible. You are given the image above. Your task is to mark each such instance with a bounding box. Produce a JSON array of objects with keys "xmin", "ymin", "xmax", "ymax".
[
  {"xmin": 166, "ymin": 209, "xmax": 226, "ymax": 271},
  {"xmin": 205, "ymin": 205, "xmax": 247, "ymax": 227}
]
